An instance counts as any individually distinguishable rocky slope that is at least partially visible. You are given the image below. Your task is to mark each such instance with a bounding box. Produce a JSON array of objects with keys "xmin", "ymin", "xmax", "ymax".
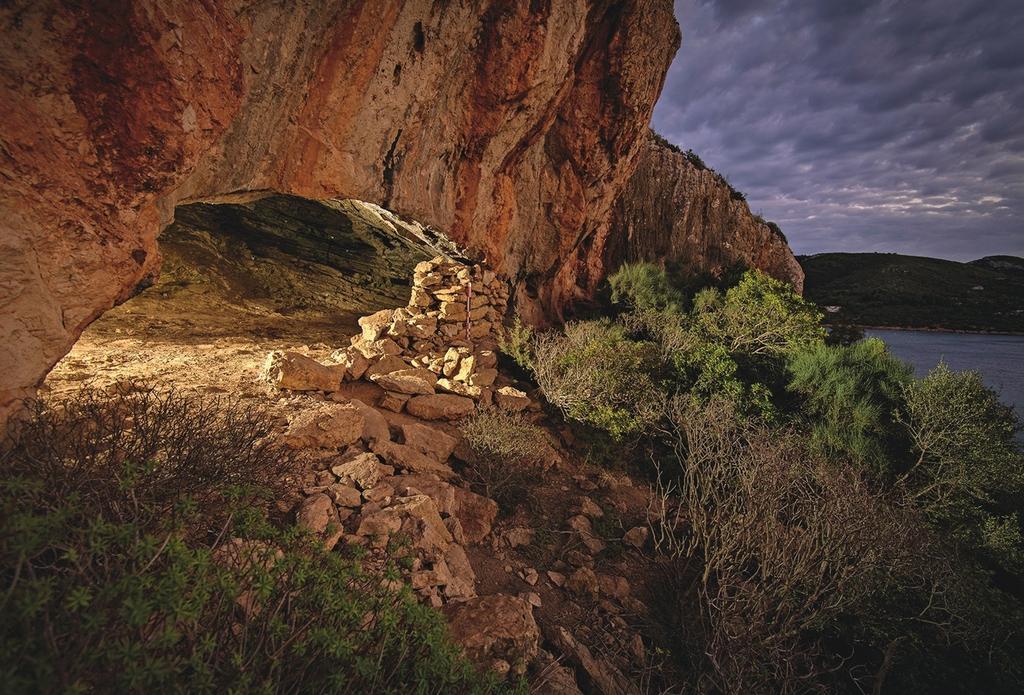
[
  {"xmin": 606, "ymin": 132, "xmax": 804, "ymax": 291},
  {"xmin": 0, "ymin": 0, "xmax": 680, "ymax": 429}
]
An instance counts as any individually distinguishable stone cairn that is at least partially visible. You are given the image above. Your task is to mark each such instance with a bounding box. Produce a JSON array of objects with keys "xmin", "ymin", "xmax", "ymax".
[
  {"xmin": 256, "ymin": 255, "xmax": 536, "ymax": 664},
  {"xmin": 263, "ymin": 255, "xmax": 531, "ymax": 416}
]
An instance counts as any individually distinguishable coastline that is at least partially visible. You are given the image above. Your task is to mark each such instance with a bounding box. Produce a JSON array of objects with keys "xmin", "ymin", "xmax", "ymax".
[{"xmin": 843, "ymin": 324, "xmax": 1024, "ymax": 337}]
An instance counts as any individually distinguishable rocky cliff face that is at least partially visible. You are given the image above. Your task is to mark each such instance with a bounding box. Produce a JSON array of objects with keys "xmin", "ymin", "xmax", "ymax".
[
  {"xmin": 605, "ymin": 132, "xmax": 804, "ymax": 291},
  {"xmin": 0, "ymin": 0, "xmax": 680, "ymax": 427}
]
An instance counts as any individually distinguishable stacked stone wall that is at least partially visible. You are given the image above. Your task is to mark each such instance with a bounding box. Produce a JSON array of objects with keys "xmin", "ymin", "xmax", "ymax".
[{"xmin": 264, "ymin": 256, "xmax": 531, "ymax": 415}]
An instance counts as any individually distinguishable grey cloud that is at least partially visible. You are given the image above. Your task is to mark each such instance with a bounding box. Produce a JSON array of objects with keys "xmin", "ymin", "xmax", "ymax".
[{"xmin": 653, "ymin": 0, "xmax": 1024, "ymax": 260}]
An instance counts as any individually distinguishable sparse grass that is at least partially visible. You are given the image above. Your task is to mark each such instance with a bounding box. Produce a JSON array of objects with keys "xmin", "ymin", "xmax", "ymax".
[{"xmin": 459, "ymin": 409, "xmax": 548, "ymax": 513}]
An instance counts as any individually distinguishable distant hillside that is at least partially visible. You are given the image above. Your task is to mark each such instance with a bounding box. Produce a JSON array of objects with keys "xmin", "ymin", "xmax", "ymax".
[{"xmin": 799, "ymin": 252, "xmax": 1024, "ymax": 333}]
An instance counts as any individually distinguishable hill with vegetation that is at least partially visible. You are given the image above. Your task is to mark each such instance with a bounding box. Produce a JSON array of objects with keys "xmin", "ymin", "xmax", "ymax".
[{"xmin": 799, "ymin": 252, "xmax": 1024, "ymax": 333}]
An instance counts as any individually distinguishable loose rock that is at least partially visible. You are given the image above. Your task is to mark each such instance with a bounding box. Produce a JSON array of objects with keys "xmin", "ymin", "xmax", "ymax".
[
  {"xmin": 296, "ymin": 494, "xmax": 343, "ymax": 550},
  {"xmin": 282, "ymin": 402, "xmax": 364, "ymax": 449},
  {"xmin": 331, "ymin": 452, "xmax": 392, "ymax": 489},
  {"xmin": 406, "ymin": 394, "xmax": 475, "ymax": 420},
  {"xmin": 445, "ymin": 594, "xmax": 540, "ymax": 679},
  {"xmin": 262, "ymin": 351, "xmax": 345, "ymax": 392}
]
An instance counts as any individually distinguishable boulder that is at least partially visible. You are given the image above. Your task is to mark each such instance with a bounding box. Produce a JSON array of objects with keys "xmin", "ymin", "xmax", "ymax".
[
  {"xmin": 453, "ymin": 487, "xmax": 498, "ymax": 543},
  {"xmin": 363, "ymin": 354, "xmax": 410, "ymax": 379},
  {"xmin": 504, "ymin": 527, "xmax": 535, "ymax": 548},
  {"xmin": 467, "ymin": 368, "xmax": 498, "ymax": 387},
  {"xmin": 296, "ymin": 494, "xmax": 344, "ymax": 551},
  {"xmin": 327, "ymin": 483, "xmax": 363, "ymax": 508},
  {"xmin": 400, "ymin": 422, "xmax": 458, "ymax": 462},
  {"xmin": 567, "ymin": 514, "xmax": 607, "ymax": 554},
  {"xmin": 407, "ymin": 394, "xmax": 475, "ymax": 421},
  {"xmin": 261, "ymin": 351, "xmax": 345, "ymax": 392},
  {"xmin": 597, "ymin": 574, "xmax": 631, "ymax": 601},
  {"xmin": 379, "ymin": 391, "xmax": 411, "ymax": 412},
  {"xmin": 331, "ymin": 452, "xmax": 393, "ymax": 489},
  {"xmin": 622, "ymin": 526, "xmax": 649, "ymax": 550},
  {"xmin": 351, "ymin": 335, "xmax": 402, "ymax": 359},
  {"xmin": 576, "ymin": 497, "xmax": 604, "ymax": 519},
  {"xmin": 446, "ymin": 517, "xmax": 467, "ymax": 545},
  {"xmin": 357, "ymin": 494, "xmax": 453, "ymax": 557},
  {"xmin": 453, "ymin": 354, "xmax": 477, "ymax": 382},
  {"xmin": 407, "ymin": 314, "xmax": 438, "ymax": 339},
  {"xmin": 349, "ymin": 398, "xmax": 390, "ymax": 444},
  {"xmin": 495, "ymin": 386, "xmax": 530, "ymax": 412},
  {"xmin": 442, "ymin": 543, "xmax": 477, "ymax": 600},
  {"xmin": 436, "ymin": 378, "xmax": 482, "ymax": 399},
  {"xmin": 469, "ymin": 321, "xmax": 492, "ymax": 340},
  {"xmin": 439, "ymin": 301, "xmax": 467, "ymax": 321},
  {"xmin": 387, "ymin": 474, "xmax": 458, "ymax": 516},
  {"xmin": 544, "ymin": 626, "xmax": 639, "ymax": 695},
  {"xmin": 359, "ymin": 309, "xmax": 395, "ymax": 341},
  {"xmin": 533, "ymin": 650, "xmax": 584, "ymax": 695},
  {"xmin": 442, "ymin": 347, "xmax": 464, "ymax": 378},
  {"xmin": 445, "ymin": 594, "xmax": 540, "ymax": 678},
  {"xmin": 372, "ymin": 440, "xmax": 455, "ymax": 478},
  {"xmin": 282, "ymin": 402, "xmax": 364, "ymax": 449},
  {"xmin": 328, "ymin": 347, "xmax": 370, "ymax": 381},
  {"xmin": 370, "ymin": 368, "xmax": 437, "ymax": 395},
  {"xmin": 410, "ymin": 286, "xmax": 432, "ymax": 307},
  {"xmin": 362, "ymin": 483, "xmax": 395, "ymax": 504}
]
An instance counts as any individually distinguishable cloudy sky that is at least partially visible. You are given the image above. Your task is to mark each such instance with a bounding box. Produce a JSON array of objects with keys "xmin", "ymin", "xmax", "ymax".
[{"xmin": 651, "ymin": 0, "xmax": 1024, "ymax": 260}]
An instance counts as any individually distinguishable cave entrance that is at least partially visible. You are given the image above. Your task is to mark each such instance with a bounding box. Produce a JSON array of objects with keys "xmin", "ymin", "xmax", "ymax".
[{"xmin": 44, "ymin": 194, "xmax": 446, "ymax": 396}]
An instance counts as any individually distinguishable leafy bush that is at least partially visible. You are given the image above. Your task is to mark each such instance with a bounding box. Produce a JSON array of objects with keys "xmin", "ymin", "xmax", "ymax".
[
  {"xmin": 787, "ymin": 338, "xmax": 912, "ymax": 473},
  {"xmin": 650, "ymin": 130, "xmax": 681, "ymax": 154},
  {"xmin": 650, "ymin": 398, "xmax": 1022, "ymax": 694},
  {"xmin": 898, "ymin": 363, "xmax": 1024, "ymax": 573},
  {"xmin": 624, "ymin": 307, "xmax": 776, "ymax": 419},
  {"xmin": 538, "ymin": 269, "xmax": 821, "ymax": 434},
  {"xmin": 460, "ymin": 409, "xmax": 548, "ymax": 512},
  {"xmin": 683, "ymin": 148, "xmax": 706, "ymax": 170},
  {"xmin": 0, "ymin": 390, "xmax": 504, "ymax": 694},
  {"xmin": 721, "ymin": 176, "xmax": 746, "ymax": 202},
  {"xmin": 607, "ymin": 262, "xmax": 685, "ymax": 312},
  {"xmin": 707, "ymin": 269, "xmax": 825, "ymax": 358},
  {"xmin": 499, "ymin": 315, "xmax": 536, "ymax": 373},
  {"xmin": 533, "ymin": 320, "xmax": 663, "ymax": 439}
]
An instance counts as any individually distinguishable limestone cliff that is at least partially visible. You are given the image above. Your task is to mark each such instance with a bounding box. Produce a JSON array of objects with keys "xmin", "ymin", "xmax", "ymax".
[
  {"xmin": 0, "ymin": 0, "xmax": 680, "ymax": 426},
  {"xmin": 605, "ymin": 132, "xmax": 804, "ymax": 291}
]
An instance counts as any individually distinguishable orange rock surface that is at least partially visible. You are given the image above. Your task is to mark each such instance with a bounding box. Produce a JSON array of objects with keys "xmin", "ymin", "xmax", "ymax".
[{"xmin": 0, "ymin": 0, "xmax": 680, "ymax": 427}]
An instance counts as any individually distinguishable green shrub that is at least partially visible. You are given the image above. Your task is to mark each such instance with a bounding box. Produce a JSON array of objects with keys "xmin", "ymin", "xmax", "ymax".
[
  {"xmin": 650, "ymin": 130, "xmax": 682, "ymax": 154},
  {"xmin": 659, "ymin": 333, "xmax": 775, "ymax": 420},
  {"xmin": 710, "ymin": 270, "xmax": 825, "ymax": 358},
  {"xmin": 683, "ymin": 148, "xmax": 707, "ymax": 170},
  {"xmin": 651, "ymin": 398, "xmax": 1024, "ymax": 694},
  {"xmin": 0, "ymin": 390, "xmax": 504, "ymax": 694},
  {"xmin": 899, "ymin": 363, "xmax": 1024, "ymax": 573},
  {"xmin": 533, "ymin": 320, "xmax": 663, "ymax": 439},
  {"xmin": 607, "ymin": 262, "xmax": 685, "ymax": 313},
  {"xmin": 499, "ymin": 316, "xmax": 536, "ymax": 373},
  {"xmin": 459, "ymin": 409, "xmax": 548, "ymax": 511},
  {"xmin": 787, "ymin": 339, "xmax": 912, "ymax": 473}
]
